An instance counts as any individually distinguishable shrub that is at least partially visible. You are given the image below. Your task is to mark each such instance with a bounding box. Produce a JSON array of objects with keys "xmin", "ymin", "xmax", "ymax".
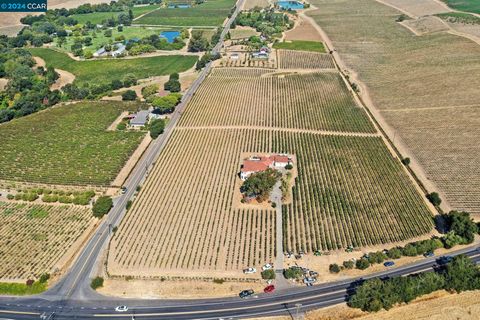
[
  {"xmin": 26, "ymin": 279, "xmax": 35, "ymax": 286},
  {"xmin": 213, "ymin": 278, "xmax": 225, "ymax": 284},
  {"xmin": 271, "ymin": 202, "xmax": 277, "ymax": 208},
  {"xmin": 261, "ymin": 269, "xmax": 276, "ymax": 280},
  {"xmin": 343, "ymin": 260, "xmax": 354, "ymax": 269},
  {"xmin": 92, "ymin": 196, "xmax": 113, "ymax": 218},
  {"xmin": 356, "ymin": 258, "xmax": 370, "ymax": 270},
  {"xmin": 329, "ymin": 263, "xmax": 341, "ymax": 273},
  {"xmin": 387, "ymin": 247, "xmax": 402, "ymax": 259},
  {"xmin": 285, "ymin": 164, "xmax": 293, "ymax": 170},
  {"xmin": 402, "ymin": 244, "xmax": 418, "ymax": 256},
  {"xmin": 90, "ymin": 276, "xmax": 104, "ymax": 289},
  {"xmin": 427, "ymin": 192, "xmax": 442, "ymax": 206},
  {"xmin": 284, "ymin": 268, "xmax": 303, "ymax": 279},
  {"xmin": 7, "ymin": 194, "xmax": 14, "ymax": 200},
  {"xmin": 446, "ymin": 211, "xmax": 477, "ymax": 244},
  {"xmin": 126, "ymin": 200, "xmax": 133, "ymax": 210},
  {"xmin": 121, "ymin": 90, "xmax": 137, "ymax": 101},
  {"xmin": 367, "ymin": 251, "xmax": 387, "ymax": 264},
  {"xmin": 39, "ymin": 273, "xmax": 50, "ymax": 283},
  {"xmin": 401, "ymin": 157, "xmax": 410, "ymax": 165}
]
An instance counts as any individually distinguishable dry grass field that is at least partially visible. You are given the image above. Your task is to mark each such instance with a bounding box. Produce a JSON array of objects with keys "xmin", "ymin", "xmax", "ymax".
[
  {"xmin": 0, "ymin": 202, "xmax": 94, "ymax": 280},
  {"xmin": 309, "ymin": 0, "xmax": 480, "ymax": 215},
  {"xmin": 277, "ymin": 50, "xmax": 335, "ymax": 69},
  {"xmin": 179, "ymin": 68, "xmax": 373, "ymax": 133},
  {"xmin": 108, "ymin": 66, "xmax": 434, "ymax": 277},
  {"xmin": 379, "ymin": 0, "xmax": 450, "ymax": 17},
  {"xmin": 402, "ymin": 16, "xmax": 449, "ymax": 35}
]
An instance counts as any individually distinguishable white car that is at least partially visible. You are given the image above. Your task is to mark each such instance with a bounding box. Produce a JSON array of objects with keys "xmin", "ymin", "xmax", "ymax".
[
  {"xmin": 262, "ymin": 263, "xmax": 273, "ymax": 271},
  {"xmin": 243, "ymin": 267, "xmax": 257, "ymax": 274},
  {"xmin": 115, "ymin": 306, "xmax": 129, "ymax": 312}
]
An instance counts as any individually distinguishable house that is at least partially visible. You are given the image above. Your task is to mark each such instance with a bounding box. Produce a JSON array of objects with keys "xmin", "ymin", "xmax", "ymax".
[
  {"xmin": 149, "ymin": 108, "xmax": 168, "ymax": 120},
  {"xmin": 111, "ymin": 44, "xmax": 126, "ymax": 57},
  {"xmin": 252, "ymin": 47, "xmax": 270, "ymax": 59},
  {"xmin": 129, "ymin": 110, "xmax": 150, "ymax": 128},
  {"xmin": 240, "ymin": 154, "xmax": 292, "ymax": 180},
  {"xmin": 93, "ymin": 47, "xmax": 106, "ymax": 57}
]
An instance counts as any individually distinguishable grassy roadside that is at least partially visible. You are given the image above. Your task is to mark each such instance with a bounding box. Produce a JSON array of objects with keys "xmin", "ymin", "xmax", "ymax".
[
  {"xmin": 0, "ymin": 281, "xmax": 47, "ymax": 295},
  {"xmin": 273, "ymin": 40, "xmax": 326, "ymax": 53}
]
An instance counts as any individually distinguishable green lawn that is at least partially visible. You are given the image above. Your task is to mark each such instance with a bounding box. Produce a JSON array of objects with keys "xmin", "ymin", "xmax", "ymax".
[
  {"xmin": 71, "ymin": 5, "xmax": 161, "ymax": 24},
  {"xmin": 28, "ymin": 48, "xmax": 197, "ymax": 85},
  {"xmin": 56, "ymin": 26, "xmax": 174, "ymax": 54},
  {"xmin": 135, "ymin": 0, "xmax": 235, "ymax": 26},
  {"xmin": 0, "ymin": 281, "xmax": 47, "ymax": 295},
  {"xmin": 0, "ymin": 101, "xmax": 146, "ymax": 186},
  {"xmin": 442, "ymin": 0, "xmax": 480, "ymax": 14},
  {"xmin": 273, "ymin": 40, "xmax": 326, "ymax": 53}
]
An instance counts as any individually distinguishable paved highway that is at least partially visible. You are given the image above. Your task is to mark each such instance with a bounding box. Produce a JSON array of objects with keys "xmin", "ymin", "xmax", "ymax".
[{"xmin": 1, "ymin": 0, "xmax": 479, "ymax": 318}]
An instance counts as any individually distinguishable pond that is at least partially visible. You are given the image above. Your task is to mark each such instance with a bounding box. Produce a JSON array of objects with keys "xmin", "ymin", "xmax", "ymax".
[
  {"xmin": 277, "ymin": 1, "xmax": 304, "ymax": 10},
  {"xmin": 167, "ymin": 4, "xmax": 191, "ymax": 8},
  {"xmin": 160, "ymin": 30, "xmax": 181, "ymax": 43}
]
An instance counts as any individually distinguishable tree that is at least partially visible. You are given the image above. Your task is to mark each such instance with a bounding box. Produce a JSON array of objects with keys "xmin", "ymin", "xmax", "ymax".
[
  {"xmin": 90, "ymin": 276, "xmax": 104, "ymax": 289},
  {"xmin": 150, "ymin": 119, "xmax": 165, "ymax": 139},
  {"xmin": 121, "ymin": 90, "xmax": 137, "ymax": 101},
  {"xmin": 401, "ymin": 157, "xmax": 410, "ymax": 165},
  {"xmin": 104, "ymin": 29, "xmax": 112, "ymax": 37},
  {"xmin": 427, "ymin": 192, "xmax": 441, "ymax": 206},
  {"xmin": 240, "ymin": 168, "xmax": 281, "ymax": 202},
  {"xmin": 387, "ymin": 247, "xmax": 402, "ymax": 259},
  {"xmin": 261, "ymin": 269, "xmax": 276, "ymax": 280},
  {"xmin": 444, "ymin": 255, "xmax": 480, "ymax": 292},
  {"xmin": 355, "ymin": 258, "xmax": 370, "ymax": 270},
  {"xmin": 329, "ymin": 263, "xmax": 341, "ymax": 273},
  {"xmin": 188, "ymin": 31, "xmax": 209, "ymax": 52},
  {"xmin": 443, "ymin": 230, "xmax": 464, "ymax": 249},
  {"xmin": 447, "ymin": 211, "xmax": 477, "ymax": 244},
  {"xmin": 283, "ymin": 268, "xmax": 303, "ymax": 279},
  {"xmin": 343, "ymin": 260, "xmax": 354, "ymax": 269},
  {"xmin": 92, "ymin": 196, "xmax": 113, "ymax": 218},
  {"xmin": 39, "ymin": 273, "xmax": 50, "ymax": 283}
]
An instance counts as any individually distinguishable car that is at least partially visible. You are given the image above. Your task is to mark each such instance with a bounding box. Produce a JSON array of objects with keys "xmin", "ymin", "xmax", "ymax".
[
  {"xmin": 309, "ymin": 271, "xmax": 319, "ymax": 277},
  {"xmin": 239, "ymin": 289, "xmax": 254, "ymax": 298},
  {"xmin": 115, "ymin": 306, "xmax": 129, "ymax": 312},
  {"xmin": 303, "ymin": 277, "xmax": 316, "ymax": 284},
  {"xmin": 121, "ymin": 186, "xmax": 127, "ymax": 194},
  {"xmin": 384, "ymin": 261, "xmax": 395, "ymax": 267},
  {"xmin": 243, "ymin": 267, "xmax": 257, "ymax": 274},
  {"xmin": 264, "ymin": 285, "xmax": 275, "ymax": 293},
  {"xmin": 423, "ymin": 251, "xmax": 435, "ymax": 258},
  {"xmin": 262, "ymin": 263, "xmax": 273, "ymax": 271},
  {"xmin": 437, "ymin": 256, "xmax": 453, "ymax": 265}
]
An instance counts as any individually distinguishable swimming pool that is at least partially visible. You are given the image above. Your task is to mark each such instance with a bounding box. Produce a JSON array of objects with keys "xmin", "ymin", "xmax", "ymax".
[
  {"xmin": 160, "ymin": 31, "xmax": 181, "ymax": 43},
  {"xmin": 277, "ymin": 1, "xmax": 304, "ymax": 10},
  {"xmin": 167, "ymin": 4, "xmax": 191, "ymax": 8}
]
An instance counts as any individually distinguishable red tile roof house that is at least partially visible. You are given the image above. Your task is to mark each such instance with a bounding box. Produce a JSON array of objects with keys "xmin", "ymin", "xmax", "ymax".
[{"xmin": 240, "ymin": 155, "xmax": 292, "ymax": 180}]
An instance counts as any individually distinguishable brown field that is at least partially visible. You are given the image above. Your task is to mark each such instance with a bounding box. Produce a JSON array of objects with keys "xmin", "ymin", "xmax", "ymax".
[
  {"xmin": 0, "ymin": 201, "xmax": 95, "ymax": 280},
  {"xmin": 378, "ymin": 0, "xmax": 450, "ymax": 17},
  {"xmin": 277, "ymin": 50, "xmax": 335, "ymax": 69},
  {"xmin": 305, "ymin": 290, "xmax": 480, "ymax": 320},
  {"xmin": 178, "ymin": 68, "xmax": 375, "ymax": 133},
  {"xmin": 285, "ymin": 16, "xmax": 323, "ymax": 42},
  {"xmin": 308, "ymin": 0, "xmax": 480, "ymax": 215},
  {"xmin": 402, "ymin": 16, "xmax": 449, "ymax": 35},
  {"xmin": 109, "ymin": 63, "xmax": 434, "ymax": 276},
  {"xmin": 242, "ymin": 0, "xmax": 270, "ymax": 10}
]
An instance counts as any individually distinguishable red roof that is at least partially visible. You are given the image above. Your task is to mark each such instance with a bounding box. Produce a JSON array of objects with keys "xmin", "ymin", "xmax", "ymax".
[
  {"xmin": 242, "ymin": 157, "xmax": 272, "ymax": 173},
  {"xmin": 273, "ymin": 155, "xmax": 289, "ymax": 163}
]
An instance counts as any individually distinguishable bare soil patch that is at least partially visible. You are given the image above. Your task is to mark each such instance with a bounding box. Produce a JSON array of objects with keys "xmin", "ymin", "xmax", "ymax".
[
  {"xmin": 242, "ymin": 0, "xmax": 270, "ymax": 10},
  {"xmin": 285, "ymin": 16, "xmax": 324, "ymax": 42},
  {"xmin": 51, "ymin": 69, "xmax": 75, "ymax": 90},
  {"xmin": 0, "ymin": 78, "xmax": 7, "ymax": 91},
  {"xmin": 98, "ymin": 278, "xmax": 265, "ymax": 299},
  {"xmin": 377, "ymin": 0, "xmax": 451, "ymax": 18},
  {"xmin": 401, "ymin": 16, "xmax": 449, "ymax": 35}
]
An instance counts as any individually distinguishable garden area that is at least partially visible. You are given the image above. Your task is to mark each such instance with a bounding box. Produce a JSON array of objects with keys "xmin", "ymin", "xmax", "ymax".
[{"xmin": 273, "ymin": 40, "xmax": 326, "ymax": 52}]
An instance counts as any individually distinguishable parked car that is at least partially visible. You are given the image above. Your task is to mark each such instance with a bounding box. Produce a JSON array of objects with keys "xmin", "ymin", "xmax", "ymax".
[
  {"xmin": 423, "ymin": 251, "xmax": 434, "ymax": 258},
  {"xmin": 115, "ymin": 306, "xmax": 129, "ymax": 312},
  {"xmin": 239, "ymin": 289, "xmax": 254, "ymax": 298},
  {"xmin": 384, "ymin": 261, "xmax": 395, "ymax": 267},
  {"xmin": 243, "ymin": 267, "xmax": 257, "ymax": 274},
  {"xmin": 264, "ymin": 285, "xmax": 275, "ymax": 293},
  {"xmin": 262, "ymin": 263, "xmax": 273, "ymax": 271},
  {"xmin": 309, "ymin": 271, "xmax": 319, "ymax": 277},
  {"xmin": 303, "ymin": 277, "xmax": 316, "ymax": 284},
  {"xmin": 121, "ymin": 186, "xmax": 127, "ymax": 194}
]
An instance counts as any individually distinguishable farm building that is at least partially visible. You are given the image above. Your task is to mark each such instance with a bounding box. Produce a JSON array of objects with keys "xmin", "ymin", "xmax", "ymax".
[
  {"xmin": 240, "ymin": 154, "xmax": 292, "ymax": 180},
  {"xmin": 129, "ymin": 110, "xmax": 150, "ymax": 128},
  {"xmin": 251, "ymin": 46, "xmax": 270, "ymax": 59}
]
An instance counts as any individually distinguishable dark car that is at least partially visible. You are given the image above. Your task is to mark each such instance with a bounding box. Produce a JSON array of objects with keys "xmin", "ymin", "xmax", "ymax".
[
  {"xmin": 239, "ymin": 289, "xmax": 254, "ymax": 298},
  {"xmin": 423, "ymin": 251, "xmax": 434, "ymax": 258},
  {"xmin": 384, "ymin": 261, "xmax": 395, "ymax": 267},
  {"xmin": 437, "ymin": 256, "xmax": 453, "ymax": 265}
]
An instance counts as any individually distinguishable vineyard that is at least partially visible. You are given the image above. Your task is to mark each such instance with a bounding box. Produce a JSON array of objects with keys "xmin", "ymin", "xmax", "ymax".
[
  {"xmin": 178, "ymin": 68, "xmax": 376, "ymax": 133},
  {"xmin": 277, "ymin": 50, "xmax": 335, "ymax": 69},
  {"xmin": 0, "ymin": 102, "xmax": 145, "ymax": 186},
  {"xmin": 309, "ymin": 0, "xmax": 480, "ymax": 215},
  {"xmin": 0, "ymin": 202, "xmax": 94, "ymax": 280},
  {"xmin": 108, "ymin": 129, "xmax": 277, "ymax": 276},
  {"xmin": 278, "ymin": 132, "xmax": 434, "ymax": 252}
]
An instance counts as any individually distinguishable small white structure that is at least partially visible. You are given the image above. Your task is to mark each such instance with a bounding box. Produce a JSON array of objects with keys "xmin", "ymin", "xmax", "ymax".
[
  {"xmin": 129, "ymin": 110, "xmax": 150, "ymax": 129},
  {"xmin": 230, "ymin": 53, "xmax": 239, "ymax": 60},
  {"xmin": 149, "ymin": 108, "xmax": 168, "ymax": 120},
  {"xmin": 93, "ymin": 47, "xmax": 106, "ymax": 57},
  {"xmin": 111, "ymin": 44, "xmax": 126, "ymax": 57}
]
